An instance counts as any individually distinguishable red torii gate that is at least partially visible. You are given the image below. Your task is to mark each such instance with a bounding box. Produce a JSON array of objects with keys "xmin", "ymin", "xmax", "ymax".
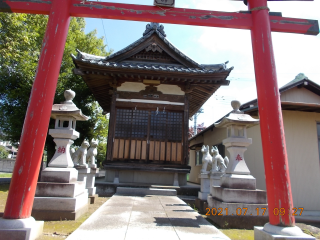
[{"xmin": 1, "ymin": 0, "xmax": 319, "ymax": 228}]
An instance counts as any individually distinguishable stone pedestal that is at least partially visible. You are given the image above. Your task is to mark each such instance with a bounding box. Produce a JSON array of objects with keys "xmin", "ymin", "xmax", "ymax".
[
  {"xmin": 210, "ymin": 172, "xmax": 224, "ymax": 195},
  {"xmin": 87, "ymin": 168, "xmax": 99, "ymax": 196},
  {"xmin": 254, "ymin": 223, "xmax": 315, "ymax": 240},
  {"xmin": 76, "ymin": 166, "xmax": 99, "ymax": 197},
  {"xmin": 208, "ymin": 175, "xmax": 268, "ymax": 229},
  {"xmin": 0, "ymin": 217, "xmax": 43, "ymax": 240},
  {"xmin": 76, "ymin": 166, "xmax": 90, "ymax": 185},
  {"xmin": 32, "ymin": 168, "xmax": 88, "ymax": 221},
  {"xmin": 198, "ymin": 173, "xmax": 210, "ymax": 200},
  {"xmin": 89, "ymin": 163, "xmax": 97, "ymax": 168},
  {"xmin": 173, "ymin": 172, "xmax": 179, "ymax": 186}
]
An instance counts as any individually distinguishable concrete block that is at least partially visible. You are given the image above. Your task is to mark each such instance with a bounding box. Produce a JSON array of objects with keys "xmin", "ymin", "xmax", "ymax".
[
  {"xmin": 32, "ymin": 203, "xmax": 88, "ymax": 221},
  {"xmin": 173, "ymin": 172, "xmax": 179, "ymax": 186},
  {"xmin": 212, "ymin": 186, "xmax": 267, "ymax": 204},
  {"xmin": 199, "ymin": 173, "xmax": 210, "ymax": 192},
  {"xmin": 88, "ymin": 187, "xmax": 96, "ymax": 196},
  {"xmin": 194, "ymin": 198, "xmax": 207, "ymax": 214},
  {"xmin": 89, "ymin": 195, "xmax": 97, "ymax": 204},
  {"xmin": 0, "ymin": 217, "xmax": 43, "ymax": 240},
  {"xmin": 207, "ymin": 195, "xmax": 269, "ymax": 216},
  {"xmin": 198, "ymin": 191, "xmax": 209, "ymax": 200},
  {"xmin": 90, "ymin": 168, "xmax": 99, "ymax": 174},
  {"xmin": 76, "ymin": 167, "xmax": 90, "ymax": 175},
  {"xmin": 220, "ymin": 173, "xmax": 256, "ymax": 190},
  {"xmin": 33, "ymin": 191, "xmax": 88, "ymax": 212},
  {"xmin": 133, "ymin": 171, "xmax": 174, "ymax": 185},
  {"xmin": 104, "ymin": 169, "xmax": 188, "ymax": 186},
  {"xmin": 40, "ymin": 167, "xmax": 78, "ymax": 183},
  {"xmin": 210, "ymin": 172, "xmax": 223, "ymax": 191},
  {"xmin": 116, "ymin": 187, "xmax": 177, "ymax": 196},
  {"xmin": 105, "ymin": 169, "xmax": 115, "ymax": 182},
  {"xmin": 35, "ymin": 181, "xmax": 86, "ymax": 198},
  {"xmin": 86, "ymin": 173, "xmax": 96, "ymax": 189},
  {"xmin": 254, "ymin": 225, "xmax": 315, "ymax": 240},
  {"xmin": 206, "ymin": 196, "xmax": 269, "ymax": 229}
]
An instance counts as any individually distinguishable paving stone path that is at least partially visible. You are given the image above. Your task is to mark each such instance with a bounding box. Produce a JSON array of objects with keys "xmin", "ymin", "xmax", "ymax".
[{"xmin": 67, "ymin": 194, "xmax": 230, "ymax": 240}]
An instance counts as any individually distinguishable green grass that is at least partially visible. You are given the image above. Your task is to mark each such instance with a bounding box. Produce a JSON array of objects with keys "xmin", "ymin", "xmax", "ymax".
[
  {"xmin": 0, "ymin": 183, "xmax": 108, "ymax": 240},
  {"xmin": 39, "ymin": 196, "xmax": 108, "ymax": 240},
  {"xmin": 221, "ymin": 229, "xmax": 254, "ymax": 240},
  {"xmin": 0, "ymin": 184, "xmax": 10, "ymax": 212},
  {"xmin": 0, "ymin": 173, "xmax": 12, "ymax": 178}
]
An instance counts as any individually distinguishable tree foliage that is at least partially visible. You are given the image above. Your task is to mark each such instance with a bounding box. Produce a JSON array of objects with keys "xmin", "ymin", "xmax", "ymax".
[
  {"xmin": 0, "ymin": 146, "xmax": 9, "ymax": 159},
  {"xmin": 0, "ymin": 13, "xmax": 110, "ymax": 162}
]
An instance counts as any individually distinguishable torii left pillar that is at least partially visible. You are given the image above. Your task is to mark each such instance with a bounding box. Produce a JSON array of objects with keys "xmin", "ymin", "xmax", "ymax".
[{"xmin": 0, "ymin": 0, "xmax": 72, "ymax": 239}]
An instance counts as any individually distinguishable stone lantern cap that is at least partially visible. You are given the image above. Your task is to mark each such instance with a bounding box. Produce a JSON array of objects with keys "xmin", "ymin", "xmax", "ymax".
[
  {"xmin": 51, "ymin": 89, "xmax": 89, "ymax": 121},
  {"xmin": 215, "ymin": 100, "xmax": 259, "ymax": 128}
]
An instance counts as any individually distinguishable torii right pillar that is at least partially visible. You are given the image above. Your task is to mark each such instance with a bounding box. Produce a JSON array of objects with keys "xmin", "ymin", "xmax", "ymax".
[{"xmin": 248, "ymin": 0, "xmax": 314, "ymax": 239}]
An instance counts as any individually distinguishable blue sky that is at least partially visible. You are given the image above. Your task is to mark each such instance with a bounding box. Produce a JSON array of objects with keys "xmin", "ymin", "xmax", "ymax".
[{"xmin": 83, "ymin": 0, "xmax": 320, "ymax": 126}]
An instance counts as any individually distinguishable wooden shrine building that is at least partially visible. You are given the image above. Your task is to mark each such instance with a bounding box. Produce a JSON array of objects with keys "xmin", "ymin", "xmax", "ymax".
[{"xmin": 72, "ymin": 23, "xmax": 233, "ymax": 186}]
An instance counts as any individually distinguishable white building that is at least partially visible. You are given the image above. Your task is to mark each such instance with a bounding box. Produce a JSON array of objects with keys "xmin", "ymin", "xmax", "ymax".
[{"xmin": 189, "ymin": 74, "xmax": 320, "ymax": 213}]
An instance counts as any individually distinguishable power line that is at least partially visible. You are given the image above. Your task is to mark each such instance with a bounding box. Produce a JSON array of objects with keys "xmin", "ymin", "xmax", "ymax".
[
  {"xmin": 97, "ymin": 0, "xmax": 110, "ymax": 53},
  {"xmin": 101, "ymin": 19, "xmax": 110, "ymax": 53}
]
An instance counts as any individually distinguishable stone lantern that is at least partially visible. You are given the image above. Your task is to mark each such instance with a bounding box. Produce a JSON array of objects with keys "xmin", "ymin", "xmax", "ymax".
[
  {"xmin": 206, "ymin": 100, "xmax": 268, "ymax": 228},
  {"xmin": 215, "ymin": 100, "xmax": 259, "ymax": 188},
  {"xmin": 32, "ymin": 90, "xmax": 90, "ymax": 221},
  {"xmin": 48, "ymin": 89, "xmax": 89, "ymax": 168}
]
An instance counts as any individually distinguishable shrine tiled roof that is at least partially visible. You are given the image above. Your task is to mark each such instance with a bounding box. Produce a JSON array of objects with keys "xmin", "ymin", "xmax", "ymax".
[
  {"xmin": 102, "ymin": 22, "xmax": 201, "ymax": 68},
  {"xmin": 72, "ymin": 51, "xmax": 232, "ymax": 74},
  {"xmin": 72, "ymin": 23, "xmax": 233, "ymax": 117},
  {"xmin": 72, "ymin": 23, "xmax": 232, "ymax": 73}
]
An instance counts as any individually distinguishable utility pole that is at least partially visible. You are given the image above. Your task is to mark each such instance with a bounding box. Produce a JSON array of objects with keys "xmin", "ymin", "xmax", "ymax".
[{"xmin": 193, "ymin": 108, "xmax": 204, "ymax": 135}]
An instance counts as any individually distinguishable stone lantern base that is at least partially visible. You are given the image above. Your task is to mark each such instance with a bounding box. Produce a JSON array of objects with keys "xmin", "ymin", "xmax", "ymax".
[
  {"xmin": 32, "ymin": 168, "xmax": 88, "ymax": 221},
  {"xmin": 207, "ymin": 174, "xmax": 268, "ymax": 229}
]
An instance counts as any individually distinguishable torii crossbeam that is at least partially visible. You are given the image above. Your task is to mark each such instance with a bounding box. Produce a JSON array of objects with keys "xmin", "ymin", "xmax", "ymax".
[{"xmin": 0, "ymin": 0, "xmax": 319, "ymax": 233}]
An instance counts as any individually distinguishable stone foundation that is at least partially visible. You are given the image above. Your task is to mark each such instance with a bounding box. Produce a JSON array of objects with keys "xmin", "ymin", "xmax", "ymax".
[
  {"xmin": 207, "ymin": 196, "xmax": 269, "ymax": 228},
  {"xmin": 104, "ymin": 169, "xmax": 188, "ymax": 186},
  {"xmin": 33, "ymin": 168, "xmax": 88, "ymax": 221}
]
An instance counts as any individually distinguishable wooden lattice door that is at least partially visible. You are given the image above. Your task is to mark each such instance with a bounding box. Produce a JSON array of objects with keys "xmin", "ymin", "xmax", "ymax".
[{"xmin": 113, "ymin": 108, "xmax": 183, "ymax": 163}]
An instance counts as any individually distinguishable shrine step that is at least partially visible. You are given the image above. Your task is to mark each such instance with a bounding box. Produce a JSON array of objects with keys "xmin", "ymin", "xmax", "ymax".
[{"xmin": 116, "ymin": 187, "xmax": 177, "ymax": 196}]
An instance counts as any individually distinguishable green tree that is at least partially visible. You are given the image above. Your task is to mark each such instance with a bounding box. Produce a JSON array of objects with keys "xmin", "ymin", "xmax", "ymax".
[
  {"xmin": 0, "ymin": 146, "xmax": 9, "ymax": 159},
  {"xmin": 0, "ymin": 13, "xmax": 111, "ymax": 161}
]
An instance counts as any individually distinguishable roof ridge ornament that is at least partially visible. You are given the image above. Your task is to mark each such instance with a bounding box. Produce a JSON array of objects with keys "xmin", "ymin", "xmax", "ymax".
[
  {"xmin": 143, "ymin": 22, "xmax": 166, "ymax": 37},
  {"xmin": 145, "ymin": 42, "xmax": 163, "ymax": 53},
  {"xmin": 294, "ymin": 73, "xmax": 308, "ymax": 81}
]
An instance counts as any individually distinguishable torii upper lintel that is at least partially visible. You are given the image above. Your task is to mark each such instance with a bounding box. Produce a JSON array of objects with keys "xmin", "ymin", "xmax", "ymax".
[{"xmin": 0, "ymin": 0, "xmax": 318, "ymax": 35}]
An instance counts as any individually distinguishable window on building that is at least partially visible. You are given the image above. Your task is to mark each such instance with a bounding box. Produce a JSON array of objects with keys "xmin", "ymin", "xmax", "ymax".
[{"xmin": 196, "ymin": 150, "xmax": 203, "ymax": 166}]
